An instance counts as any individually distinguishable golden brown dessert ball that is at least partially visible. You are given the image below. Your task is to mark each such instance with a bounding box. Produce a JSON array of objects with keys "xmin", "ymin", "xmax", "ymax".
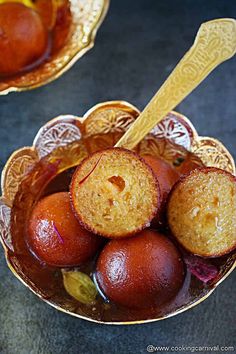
[
  {"xmin": 70, "ymin": 148, "xmax": 160, "ymax": 238},
  {"xmin": 176, "ymin": 154, "xmax": 204, "ymax": 176},
  {"xmin": 51, "ymin": 0, "xmax": 72, "ymax": 53},
  {"xmin": 143, "ymin": 155, "xmax": 180, "ymax": 201},
  {"xmin": 27, "ymin": 192, "xmax": 102, "ymax": 267},
  {"xmin": 96, "ymin": 229, "xmax": 184, "ymax": 308},
  {"xmin": 168, "ymin": 167, "xmax": 236, "ymax": 257},
  {"xmin": 0, "ymin": 2, "xmax": 49, "ymax": 76},
  {"xmin": 143, "ymin": 155, "xmax": 180, "ymax": 225}
]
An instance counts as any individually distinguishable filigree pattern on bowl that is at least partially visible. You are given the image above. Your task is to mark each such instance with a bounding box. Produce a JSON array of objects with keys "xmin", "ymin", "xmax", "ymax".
[
  {"xmin": 0, "ymin": 100, "xmax": 235, "ymax": 324},
  {"xmin": 0, "ymin": 0, "xmax": 110, "ymax": 95}
]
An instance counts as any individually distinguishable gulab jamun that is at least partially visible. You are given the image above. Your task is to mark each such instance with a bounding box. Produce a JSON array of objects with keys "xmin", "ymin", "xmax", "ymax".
[
  {"xmin": 0, "ymin": 2, "xmax": 49, "ymax": 76},
  {"xmin": 27, "ymin": 192, "xmax": 102, "ymax": 267},
  {"xmin": 143, "ymin": 155, "xmax": 180, "ymax": 225},
  {"xmin": 95, "ymin": 229, "xmax": 184, "ymax": 308},
  {"xmin": 174, "ymin": 154, "xmax": 204, "ymax": 176},
  {"xmin": 143, "ymin": 155, "xmax": 180, "ymax": 201},
  {"xmin": 70, "ymin": 148, "xmax": 160, "ymax": 238},
  {"xmin": 168, "ymin": 167, "xmax": 236, "ymax": 257}
]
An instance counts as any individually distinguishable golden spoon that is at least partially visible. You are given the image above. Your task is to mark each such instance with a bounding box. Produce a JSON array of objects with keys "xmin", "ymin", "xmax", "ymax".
[{"xmin": 115, "ymin": 18, "xmax": 236, "ymax": 150}]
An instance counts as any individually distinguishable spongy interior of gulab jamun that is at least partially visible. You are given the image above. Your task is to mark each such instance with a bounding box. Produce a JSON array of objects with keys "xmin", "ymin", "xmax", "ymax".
[
  {"xmin": 0, "ymin": 2, "xmax": 49, "ymax": 76},
  {"xmin": 27, "ymin": 192, "xmax": 102, "ymax": 267},
  {"xmin": 168, "ymin": 167, "xmax": 236, "ymax": 257},
  {"xmin": 70, "ymin": 148, "xmax": 161, "ymax": 238},
  {"xmin": 95, "ymin": 229, "xmax": 185, "ymax": 308}
]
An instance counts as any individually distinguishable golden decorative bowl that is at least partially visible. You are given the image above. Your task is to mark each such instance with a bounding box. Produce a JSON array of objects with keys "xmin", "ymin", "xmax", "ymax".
[
  {"xmin": 0, "ymin": 0, "xmax": 109, "ymax": 95},
  {"xmin": 0, "ymin": 101, "xmax": 235, "ymax": 324}
]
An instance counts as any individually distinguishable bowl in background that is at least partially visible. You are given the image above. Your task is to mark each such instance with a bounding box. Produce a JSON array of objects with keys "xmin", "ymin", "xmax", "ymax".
[{"xmin": 0, "ymin": 0, "xmax": 110, "ymax": 95}]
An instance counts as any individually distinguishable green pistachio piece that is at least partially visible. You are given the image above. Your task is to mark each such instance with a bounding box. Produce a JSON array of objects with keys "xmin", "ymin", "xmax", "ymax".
[{"xmin": 62, "ymin": 270, "xmax": 98, "ymax": 305}]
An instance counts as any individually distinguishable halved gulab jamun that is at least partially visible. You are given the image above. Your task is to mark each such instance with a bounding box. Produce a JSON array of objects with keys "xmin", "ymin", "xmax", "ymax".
[
  {"xmin": 70, "ymin": 148, "xmax": 160, "ymax": 238},
  {"xmin": 168, "ymin": 167, "xmax": 236, "ymax": 257},
  {"xmin": 0, "ymin": 2, "xmax": 49, "ymax": 76},
  {"xmin": 95, "ymin": 229, "xmax": 184, "ymax": 308},
  {"xmin": 27, "ymin": 192, "xmax": 102, "ymax": 267}
]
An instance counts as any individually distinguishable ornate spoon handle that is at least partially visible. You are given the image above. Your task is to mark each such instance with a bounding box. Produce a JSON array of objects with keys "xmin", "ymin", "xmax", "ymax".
[{"xmin": 115, "ymin": 18, "xmax": 236, "ymax": 150}]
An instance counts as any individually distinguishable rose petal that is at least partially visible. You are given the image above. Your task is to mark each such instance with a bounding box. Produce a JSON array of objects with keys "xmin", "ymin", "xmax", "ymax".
[{"xmin": 184, "ymin": 255, "xmax": 218, "ymax": 283}]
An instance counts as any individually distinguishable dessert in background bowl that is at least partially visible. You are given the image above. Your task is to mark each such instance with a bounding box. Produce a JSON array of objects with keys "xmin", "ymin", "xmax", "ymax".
[
  {"xmin": 0, "ymin": 2, "xmax": 50, "ymax": 76},
  {"xmin": 0, "ymin": 101, "xmax": 235, "ymax": 324},
  {"xmin": 0, "ymin": 0, "xmax": 109, "ymax": 94}
]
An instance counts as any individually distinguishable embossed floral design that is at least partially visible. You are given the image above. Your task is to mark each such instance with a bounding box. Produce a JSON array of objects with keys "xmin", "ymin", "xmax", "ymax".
[
  {"xmin": 6, "ymin": 156, "xmax": 36, "ymax": 200},
  {"xmin": 0, "ymin": 200, "xmax": 12, "ymax": 251},
  {"xmin": 48, "ymin": 140, "xmax": 88, "ymax": 171},
  {"xmin": 34, "ymin": 122, "xmax": 81, "ymax": 158},
  {"xmin": 192, "ymin": 138, "xmax": 235, "ymax": 175},
  {"xmin": 1, "ymin": 148, "xmax": 39, "ymax": 204},
  {"xmin": 151, "ymin": 113, "xmax": 196, "ymax": 150},
  {"xmin": 138, "ymin": 136, "xmax": 187, "ymax": 163},
  {"xmin": 85, "ymin": 109, "xmax": 136, "ymax": 136}
]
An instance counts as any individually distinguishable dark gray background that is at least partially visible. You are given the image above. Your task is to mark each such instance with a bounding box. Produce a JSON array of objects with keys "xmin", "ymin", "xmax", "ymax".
[{"xmin": 0, "ymin": 1, "xmax": 236, "ymax": 353}]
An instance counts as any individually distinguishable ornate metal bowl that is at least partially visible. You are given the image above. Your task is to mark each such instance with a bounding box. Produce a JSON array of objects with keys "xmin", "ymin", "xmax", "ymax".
[
  {"xmin": 0, "ymin": 101, "xmax": 235, "ymax": 324},
  {"xmin": 0, "ymin": 0, "xmax": 109, "ymax": 95}
]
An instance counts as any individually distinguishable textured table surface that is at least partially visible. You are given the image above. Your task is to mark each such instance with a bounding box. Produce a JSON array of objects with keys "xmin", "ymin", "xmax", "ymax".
[{"xmin": 0, "ymin": 1, "xmax": 236, "ymax": 353}]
